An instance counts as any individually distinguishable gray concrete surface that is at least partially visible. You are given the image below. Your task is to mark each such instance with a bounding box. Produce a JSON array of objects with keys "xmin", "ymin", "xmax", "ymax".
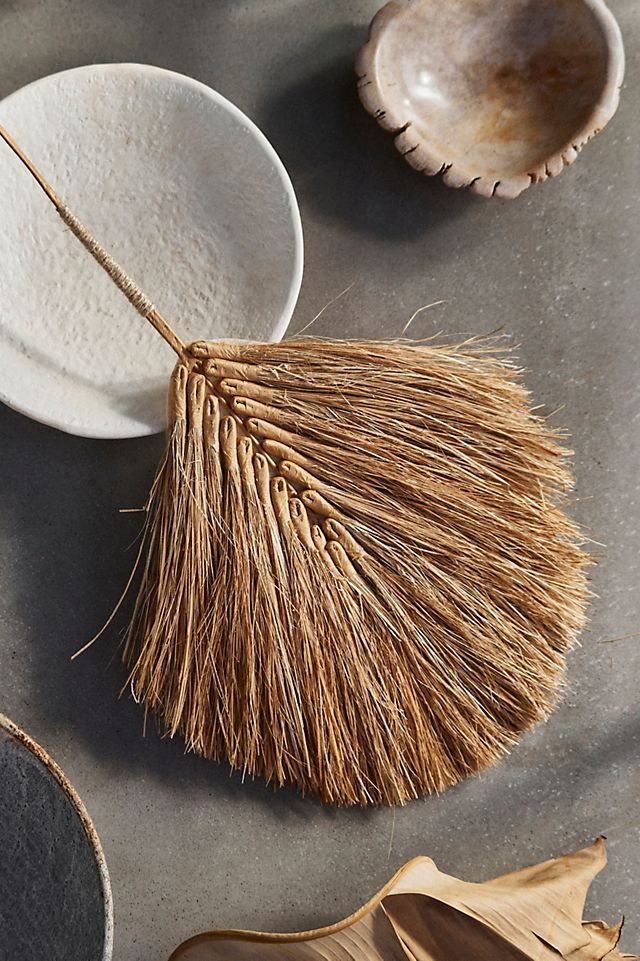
[{"xmin": 0, "ymin": 2, "xmax": 638, "ymax": 959}]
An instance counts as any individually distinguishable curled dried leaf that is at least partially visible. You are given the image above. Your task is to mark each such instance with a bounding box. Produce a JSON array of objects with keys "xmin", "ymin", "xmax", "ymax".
[{"xmin": 170, "ymin": 840, "xmax": 636, "ymax": 961}]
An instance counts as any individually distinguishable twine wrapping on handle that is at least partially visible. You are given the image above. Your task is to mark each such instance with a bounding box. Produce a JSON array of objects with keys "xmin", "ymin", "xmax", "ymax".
[{"xmin": 0, "ymin": 123, "xmax": 185, "ymax": 357}]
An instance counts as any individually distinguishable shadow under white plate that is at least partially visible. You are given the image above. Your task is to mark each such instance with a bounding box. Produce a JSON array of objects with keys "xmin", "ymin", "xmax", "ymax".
[{"xmin": 0, "ymin": 63, "xmax": 304, "ymax": 438}]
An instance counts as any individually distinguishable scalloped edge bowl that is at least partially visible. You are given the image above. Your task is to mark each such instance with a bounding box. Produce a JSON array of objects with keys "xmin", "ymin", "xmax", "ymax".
[{"xmin": 356, "ymin": 0, "xmax": 624, "ymax": 198}]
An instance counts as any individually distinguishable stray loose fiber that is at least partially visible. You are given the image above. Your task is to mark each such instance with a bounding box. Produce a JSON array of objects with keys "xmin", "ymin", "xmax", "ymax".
[{"xmin": 0, "ymin": 126, "xmax": 589, "ymax": 806}]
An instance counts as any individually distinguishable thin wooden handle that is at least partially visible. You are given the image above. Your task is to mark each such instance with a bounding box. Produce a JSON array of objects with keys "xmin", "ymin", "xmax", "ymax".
[{"xmin": 0, "ymin": 124, "xmax": 185, "ymax": 357}]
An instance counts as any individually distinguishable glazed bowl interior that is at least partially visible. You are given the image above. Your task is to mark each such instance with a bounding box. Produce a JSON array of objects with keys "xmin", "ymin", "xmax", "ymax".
[{"xmin": 368, "ymin": 0, "xmax": 620, "ymax": 190}]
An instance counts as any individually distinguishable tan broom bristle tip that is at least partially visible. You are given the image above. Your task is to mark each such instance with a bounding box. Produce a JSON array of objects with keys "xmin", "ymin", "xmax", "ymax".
[{"xmin": 122, "ymin": 336, "xmax": 590, "ymax": 806}]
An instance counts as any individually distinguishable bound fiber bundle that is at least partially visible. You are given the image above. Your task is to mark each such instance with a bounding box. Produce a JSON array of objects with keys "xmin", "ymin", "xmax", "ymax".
[
  {"xmin": 125, "ymin": 336, "xmax": 587, "ymax": 805},
  {"xmin": 0, "ymin": 125, "xmax": 588, "ymax": 806}
]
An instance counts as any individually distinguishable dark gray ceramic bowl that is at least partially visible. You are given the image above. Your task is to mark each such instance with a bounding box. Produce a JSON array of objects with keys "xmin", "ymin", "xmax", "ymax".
[{"xmin": 0, "ymin": 714, "xmax": 113, "ymax": 961}]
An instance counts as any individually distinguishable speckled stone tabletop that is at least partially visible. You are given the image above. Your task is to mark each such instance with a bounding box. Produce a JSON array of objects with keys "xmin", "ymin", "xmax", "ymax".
[{"xmin": 0, "ymin": 2, "xmax": 638, "ymax": 960}]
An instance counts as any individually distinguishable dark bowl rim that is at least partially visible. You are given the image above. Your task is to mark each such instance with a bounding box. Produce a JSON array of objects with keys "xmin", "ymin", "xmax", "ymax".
[{"xmin": 0, "ymin": 712, "xmax": 114, "ymax": 961}]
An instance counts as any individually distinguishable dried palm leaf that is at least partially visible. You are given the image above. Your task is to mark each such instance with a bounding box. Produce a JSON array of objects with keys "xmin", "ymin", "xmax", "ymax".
[
  {"xmin": 169, "ymin": 840, "xmax": 636, "ymax": 961},
  {"xmin": 0, "ymin": 126, "xmax": 589, "ymax": 806}
]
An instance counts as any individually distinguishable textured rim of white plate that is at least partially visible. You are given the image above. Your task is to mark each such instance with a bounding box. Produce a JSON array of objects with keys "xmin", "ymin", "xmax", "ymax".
[{"xmin": 0, "ymin": 63, "xmax": 304, "ymax": 439}]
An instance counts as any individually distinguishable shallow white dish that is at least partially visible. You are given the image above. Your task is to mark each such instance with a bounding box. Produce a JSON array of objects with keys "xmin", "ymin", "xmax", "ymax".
[{"xmin": 0, "ymin": 64, "xmax": 303, "ymax": 438}]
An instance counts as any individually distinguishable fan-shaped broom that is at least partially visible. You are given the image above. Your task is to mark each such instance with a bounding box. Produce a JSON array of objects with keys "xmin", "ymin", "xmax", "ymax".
[{"xmin": 0, "ymin": 126, "xmax": 588, "ymax": 806}]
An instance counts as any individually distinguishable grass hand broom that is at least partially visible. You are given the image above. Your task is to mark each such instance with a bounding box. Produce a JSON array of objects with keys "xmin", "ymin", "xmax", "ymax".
[{"xmin": 0, "ymin": 126, "xmax": 589, "ymax": 806}]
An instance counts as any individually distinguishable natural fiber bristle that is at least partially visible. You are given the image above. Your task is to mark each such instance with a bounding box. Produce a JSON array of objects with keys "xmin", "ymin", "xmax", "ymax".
[{"xmin": 123, "ymin": 337, "xmax": 589, "ymax": 806}]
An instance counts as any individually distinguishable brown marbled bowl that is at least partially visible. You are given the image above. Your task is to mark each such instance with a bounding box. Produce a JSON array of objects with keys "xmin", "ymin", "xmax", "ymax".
[{"xmin": 356, "ymin": 0, "xmax": 624, "ymax": 198}]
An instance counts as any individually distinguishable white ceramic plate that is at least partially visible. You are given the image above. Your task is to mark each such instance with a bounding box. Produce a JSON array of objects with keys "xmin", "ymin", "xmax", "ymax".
[{"xmin": 0, "ymin": 64, "xmax": 303, "ymax": 438}]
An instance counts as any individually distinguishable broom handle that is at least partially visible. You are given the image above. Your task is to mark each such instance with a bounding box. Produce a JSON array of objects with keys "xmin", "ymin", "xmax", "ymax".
[{"xmin": 0, "ymin": 125, "xmax": 185, "ymax": 357}]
